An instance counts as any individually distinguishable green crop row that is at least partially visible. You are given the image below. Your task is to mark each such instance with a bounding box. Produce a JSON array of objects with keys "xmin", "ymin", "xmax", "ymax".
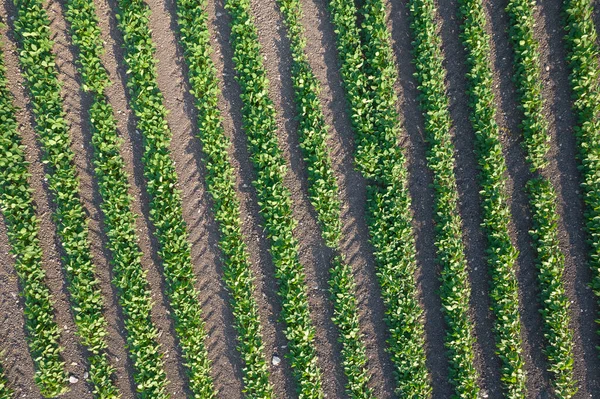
[
  {"xmin": 456, "ymin": 0, "xmax": 526, "ymax": 397},
  {"xmin": 0, "ymin": 40, "xmax": 67, "ymax": 397},
  {"xmin": 276, "ymin": 0, "xmax": 372, "ymax": 397},
  {"xmin": 63, "ymin": 0, "xmax": 170, "ymax": 397},
  {"xmin": 563, "ymin": 0, "xmax": 600, "ymax": 351},
  {"xmin": 172, "ymin": 0, "xmax": 273, "ymax": 396},
  {"xmin": 224, "ymin": 0, "xmax": 323, "ymax": 397},
  {"xmin": 506, "ymin": 1, "xmax": 578, "ymax": 397},
  {"xmin": 407, "ymin": 0, "xmax": 480, "ymax": 396},
  {"xmin": 12, "ymin": 0, "xmax": 118, "ymax": 396},
  {"xmin": 112, "ymin": 0, "xmax": 216, "ymax": 397},
  {"xmin": 0, "ymin": 357, "xmax": 12, "ymax": 399},
  {"xmin": 527, "ymin": 178, "xmax": 577, "ymax": 398},
  {"xmin": 327, "ymin": 0, "xmax": 431, "ymax": 396}
]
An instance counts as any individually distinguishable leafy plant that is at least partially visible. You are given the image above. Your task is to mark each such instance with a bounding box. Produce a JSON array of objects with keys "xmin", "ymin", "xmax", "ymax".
[
  {"xmin": 12, "ymin": 0, "xmax": 118, "ymax": 396},
  {"xmin": 406, "ymin": 0, "xmax": 480, "ymax": 396},
  {"xmin": 456, "ymin": 0, "xmax": 526, "ymax": 396},
  {"xmin": 0, "ymin": 355, "xmax": 13, "ymax": 399},
  {"xmin": 506, "ymin": 0, "xmax": 578, "ymax": 397},
  {"xmin": 62, "ymin": 0, "xmax": 170, "ymax": 397},
  {"xmin": 112, "ymin": 0, "xmax": 216, "ymax": 396},
  {"xmin": 224, "ymin": 0, "xmax": 324, "ymax": 397},
  {"xmin": 327, "ymin": 0, "xmax": 432, "ymax": 396},
  {"xmin": 172, "ymin": 0, "xmax": 273, "ymax": 396},
  {"xmin": 0, "ymin": 38, "xmax": 67, "ymax": 398}
]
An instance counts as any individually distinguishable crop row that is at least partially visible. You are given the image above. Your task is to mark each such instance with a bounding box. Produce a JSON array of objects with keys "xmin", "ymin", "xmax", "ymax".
[
  {"xmin": 112, "ymin": 0, "xmax": 216, "ymax": 396},
  {"xmin": 275, "ymin": 0, "xmax": 373, "ymax": 397},
  {"xmin": 62, "ymin": 0, "xmax": 170, "ymax": 397},
  {"xmin": 506, "ymin": 0, "xmax": 578, "ymax": 397},
  {"xmin": 12, "ymin": 1, "xmax": 118, "ymax": 396},
  {"xmin": 0, "ymin": 39, "xmax": 67, "ymax": 397},
  {"xmin": 407, "ymin": 0, "xmax": 479, "ymax": 396},
  {"xmin": 224, "ymin": 0, "xmax": 323, "ymax": 396},
  {"xmin": 563, "ymin": 0, "xmax": 600, "ymax": 354},
  {"xmin": 328, "ymin": 0, "xmax": 431, "ymax": 395},
  {"xmin": 456, "ymin": 0, "xmax": 526, "ymax": 396},
  {"xmin": 172, "ymin": 0, "xmax": 273, "ymax": 396}
]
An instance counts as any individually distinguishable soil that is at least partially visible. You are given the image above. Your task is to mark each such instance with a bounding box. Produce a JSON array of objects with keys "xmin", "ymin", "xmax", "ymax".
[{"xmin": 1, "ymin": 0, "xmax": 600, "ymax": 398}]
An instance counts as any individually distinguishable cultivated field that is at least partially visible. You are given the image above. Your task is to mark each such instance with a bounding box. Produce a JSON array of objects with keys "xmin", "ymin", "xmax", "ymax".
[{"xmin": 0, "ymin": 0, "xmax": 599, "ymax": 398}]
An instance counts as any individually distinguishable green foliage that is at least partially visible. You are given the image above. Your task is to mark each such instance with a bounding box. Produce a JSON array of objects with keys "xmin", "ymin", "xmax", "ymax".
[
  {"xmin": 506, "ymin": 1, "xmax": 578, "ymax": 397},
  {"xmin": 0, "ymin": 43, "xmax": 67, "ymax": 398},
  {"xmin": 112, "ymin": 0, "xmax": 216, "ymax": 397},
  {"xmin": 173, "ymin": 0, "xmax": 273, "ymax": 396},
  {"xmin": 328, "ymin": 0, "xmax": 431, "ymax": 396},
  {"xmin": 456, "ymin": 0, "xmax": 526, "ymax": 396},
  {"xmin": 224, "ymin": 0, "xmax": 323, "ymax": 397},
  {"xmin": 407, "ymin": 0, "xmax": 480, "ymax": 396},
  {"xmin": 276, "ymin": 0, "xmax": 372, "ymax": 397},
  {"xmin": 0, "ymin": 358, "xmax": 12, "ymax": 399},
  {"xmin": 563, "ymin": 0, "xmax": 600, "ymax": 368},
  {"xmin": 12, "ymin": 0, "xmax": 118, "ymax": 396},
  {"xmin": 527, "ymin": 178, "xmax": 577, "ymax": 398},
  {"xmin": 505, "ymin": 0, "xmax": 550, "ymax": 171},
  {"xmin": 62, "ymin": 0, "xmax": 170, "ymax": 397}
]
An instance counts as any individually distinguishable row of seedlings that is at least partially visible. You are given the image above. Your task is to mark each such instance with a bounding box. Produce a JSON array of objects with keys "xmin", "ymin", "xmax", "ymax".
[
  {"xmin": 12, "ymin": 0, "xmax": 119, "ymax": 396},
  {"xmin": 456, "ymin": 0, "xmax": 527, "ymax": 397},
  {"xmin": 171, "ymin": 0, "xmax": 274, "ymax": 396},
  {"xmin": 111, "ymin": 0, "xmax": 217, "ymax": 396},
  {"xmin": 62, "ymin": 0, "xmax": 170, "ymax": 396},
  {"xmin": 223, "ymin": 0, "xmax": 324, "ymax": 397},
  {"xmin": 406, "ymin": 0, "xmax": 480, "ymax": 396},
  {"xmin": 563, "ymin": 0, "xmax": 600, "ymax": 364},
  {"xmin": 328, "ymin": 0, "xmax": 432, "ymax": 396},
  {"xmin": 506, "ymin": 0, "xmax": 578, "ymax": 396},
  {"xmin": 0, "ymin": 38, "xmax": 67, "ymax": 397},
  {"xmin": 276, "ymin": 0, "xmax": 373, "ymax": 396}
]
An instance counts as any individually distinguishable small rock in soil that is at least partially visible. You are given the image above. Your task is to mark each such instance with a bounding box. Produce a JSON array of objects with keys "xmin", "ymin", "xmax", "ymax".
[
  {"xmin": 69, "ymin": 375, "xmax": 79, "ymax": 384},
  {"xmin": 271, "ymin": 355, "xmax": 281, "ymax": 366}
]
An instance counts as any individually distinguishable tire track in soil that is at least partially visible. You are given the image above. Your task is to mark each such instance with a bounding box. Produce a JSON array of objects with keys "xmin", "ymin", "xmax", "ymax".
[
  {"xmin": 302, "ymin": 0, "xmax": 400, "ymax": 396},
  {"xmin": 87, "ymin": 0, "xmax": 206, "ymax": 395},
  {"xmin": 537, "ymin": 0, "xmax": 600, "ymax": 395},
  {"xmin": 483, "ymin": 0, "xmax": 551, "ymax": 396},
  {"xmin": 386, "ymin": 0, "xmax": 454, "ymax": 396},
  {"xmin": 0, "ymin": 6, "xmax": 94, "ymax": 398}
]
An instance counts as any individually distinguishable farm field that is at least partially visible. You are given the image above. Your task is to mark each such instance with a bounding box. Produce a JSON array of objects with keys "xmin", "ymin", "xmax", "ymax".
[{"xmin": 0, "ymin": 0, "xmax": 599, "ymax": 397}]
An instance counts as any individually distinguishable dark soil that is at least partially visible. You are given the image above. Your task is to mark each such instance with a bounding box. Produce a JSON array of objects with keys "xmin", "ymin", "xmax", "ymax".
[{"xmin": 2, "ymin": 0, "xmax": 600, "ymax": 397}]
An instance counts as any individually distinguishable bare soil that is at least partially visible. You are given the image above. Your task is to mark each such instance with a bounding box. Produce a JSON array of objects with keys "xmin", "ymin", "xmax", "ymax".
[{"xmin": 1, "ymin": 0, "xmax": 600, "ymax": 397}]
